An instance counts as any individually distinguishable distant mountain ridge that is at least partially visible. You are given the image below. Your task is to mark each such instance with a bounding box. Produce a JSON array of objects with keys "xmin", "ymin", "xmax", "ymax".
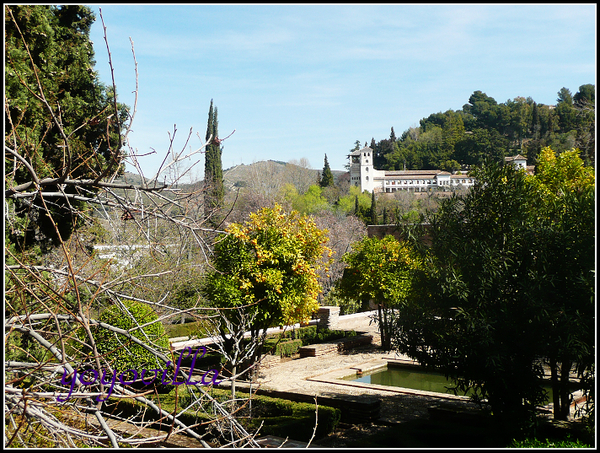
[{"xmin": 119, "ymin": 160, "xmax": 347, "ymax": 192}]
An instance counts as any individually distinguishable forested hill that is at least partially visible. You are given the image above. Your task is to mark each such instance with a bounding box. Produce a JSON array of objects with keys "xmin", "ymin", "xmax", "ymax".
[{"xmin": 364, "ymin": 85, "xmax": 595, "ymax": 172}]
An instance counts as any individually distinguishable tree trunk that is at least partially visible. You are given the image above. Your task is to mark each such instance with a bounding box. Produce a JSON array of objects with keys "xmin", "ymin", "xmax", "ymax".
[
  {"xmin": 377, "ymin": 304, "xmax": 385, "ymax": 349},
  {"xmin": 558, "ymin": 360, "xmax": 572, "ymax": 420},
  {"xmin": 550, "ymin": 357, "xmax": 573, "ymax": 421},
  {"xmin": 550, "ymin": 356, "xmax": 560, "ymax": 418},
  {"xmin": 231, "ymin": 364, "xmax": 237, "ymax": 408},
  {"xmin": 382, "ymin": 306, "xmax": 390, "ymax": 351}
]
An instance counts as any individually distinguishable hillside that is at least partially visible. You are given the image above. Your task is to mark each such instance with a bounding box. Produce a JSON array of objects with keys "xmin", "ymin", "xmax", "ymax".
[{"xmin": 116, "ymin": 160, "xmax": 347, "ymax": 195}]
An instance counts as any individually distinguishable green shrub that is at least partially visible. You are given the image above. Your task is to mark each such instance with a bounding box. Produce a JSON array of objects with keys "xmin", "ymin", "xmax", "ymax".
[
  {"xmin": 275, "ymin": 339, "xmax": 303, "ymax": 357},
  {"xmin": 290, "ymin": 325, "xmax": 317, "ymax": 341},
  {"xmin": 264, "ymin": 326, "xmax": 358, "ymax": 356},
  {"xmin": 323, "ymin": 286, "xmax": 371, "ymax": 315},
  {"xmin": 164, "ymin": 318, "xmax": 211, "ymax": 339},
  {"xmin": 509, "ymin": 435, "xmax": 592, "ymax": 448},
  {"xmin": 315, "ymin": 328, "xmax": 357, "ymax": 343},
  {"xmin": 106, "ymin": 387, "xmax": 341, "ymax": 442},
  {"xmin": 241, "ymin": 393, "xmax": 341, "ymax": 440},
  {"xmin": 95, "ymin": 299, "xmax": 170, "ymax": 373}
]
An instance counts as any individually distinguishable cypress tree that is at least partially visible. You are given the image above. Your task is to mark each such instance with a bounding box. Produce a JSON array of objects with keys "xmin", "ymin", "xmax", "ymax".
[
  {"xmin": 320, "ymin": 154, "xmax": 334, "ymax": 188},
  {"xmin": 370, "ymin": 191, "xmax": 378, "ymax": 225},
  {"xmin": 204, "ymin": 99, "xmax": 224, "ymax": 217}
]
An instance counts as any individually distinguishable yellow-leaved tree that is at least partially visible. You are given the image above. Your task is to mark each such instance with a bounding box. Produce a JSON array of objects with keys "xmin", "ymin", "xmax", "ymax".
[{"xmin": 203, "ymin": 204, "xmax": 332, "ymax": 392}]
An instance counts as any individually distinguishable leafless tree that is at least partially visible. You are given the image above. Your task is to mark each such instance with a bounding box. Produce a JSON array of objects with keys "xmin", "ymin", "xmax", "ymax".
[
  {"xmin": 284, "ymin": 157, "xmax": 317, "ymax": 194},
  {"xmin": 204, "ymin": 306, "xmax": 268, "ymax": 407},
  {"xmin": 313, "ymin": 211, "xmax": 367, "ymax": 297},
  {"xmin": 4, "ymin": 10, "xmax": 263, "ymax": 448}
]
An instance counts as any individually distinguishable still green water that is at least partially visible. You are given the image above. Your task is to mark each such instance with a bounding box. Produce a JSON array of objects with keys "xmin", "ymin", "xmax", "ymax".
[
  {"xmin": 343, "ymin": 365, "xmax": 470, "ymax": 396},
  {"xmin": 343, "ymin": 365, "xmax": 558, "ymax": 403}
]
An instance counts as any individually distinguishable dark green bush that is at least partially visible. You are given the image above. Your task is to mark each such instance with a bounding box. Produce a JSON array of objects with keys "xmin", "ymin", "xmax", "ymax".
[
  {"xmin": 278, "ymin": 326, "xmax": 355, "ymax": 344},
  {"xmin": 263, "ymin": 326, "xmax": 358, "ymax": 357},
  {"xmin": 275, "ymin": 339, "xmax": 303, "ymax": 357},
  {"xmin": 243, "ymin": 393, "xmax": 341, "ymax": 440},
  {"xmin": 107, "ymin": 387, "xmax": 341, "ymax": 443},
  {"xmin": 163, "ymin": 318, "xmax": 211, "ymax": 339},
  {"xmin": 95, "ymin": 299, "xmax": 170, "ymax": 373}
]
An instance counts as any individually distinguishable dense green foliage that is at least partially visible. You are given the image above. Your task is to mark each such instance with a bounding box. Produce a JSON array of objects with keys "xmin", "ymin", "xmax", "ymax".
[
  {"xmin": 204, "ymin": 204, "xmax": 332, "ymax": 326},
  {"xmin": 320, "ymin": 154, "xmax": 335, "ymax": 188},
  {"xmin": 264, "ymin": 326, "xmax": 358, "ymax": 357},
  {"xmin": 337, "ymin": 235, "xmax": 422, "ymax": 350},
  {"xmin": 274, "ymin": 339, "xmax": 304, "ymax": 357},
  {"xmin": 243, "ymin": 392, "xmax": 341, "ymax": 441},
  {"xmin": 203, "ymin": 204, "xmax": 333, "ymax": 366},
  {"xmin": 526, "ymin": 147, "xmax": 595, "ymax": 421},
  {"xmin": 393, "ymin": 149, "xmax": 595, "ymax": 433},
  {"xmin": 204, "ymin": 99, "xmax": 224, "ymax": 216},
  {"xmin": 95, "ymin": 299, "xmax": 170, "ymax": 373},
  {"xmin": 368, "ymin": 87, "xmax": 594, "ymax": 172},
  {"xmin": 112, "ymin": 386, "xmax": 341, "ymax": 443},
  {"xmin": 5, "ymin": 5, "xmax": 129, "ymax": 250}
]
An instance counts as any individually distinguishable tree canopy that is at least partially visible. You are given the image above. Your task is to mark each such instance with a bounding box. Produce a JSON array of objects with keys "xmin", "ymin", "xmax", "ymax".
[
  {"xmin": 392, "ymin": 148, "xmax": 595, "ymax": 431},
  {"xmin": 367, "ymin": 86, "xmax": 595, "ymax": 174},
  {"xmin": 320, "ymin": 153, "xmax": 335, "ymax": 188},
  {"xmin": 337, "ymin": 235, "xmax": 422, "ymax": 350},
  {"xmin": 203, "ymin": 99, "xmax": 224, "ymax": 217},
  {"xmin": 202, "ymin": 204, "xmax": 333, "ymax": 362},
  {"xmin": 5, "ymin": 5, "xmax": 129, "ymax": 250}
]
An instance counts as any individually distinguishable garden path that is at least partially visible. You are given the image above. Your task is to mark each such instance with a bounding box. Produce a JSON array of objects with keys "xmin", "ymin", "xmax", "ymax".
[{"xmin": 253, "ymin": 311, "xmax": 480, "ymax": 421}]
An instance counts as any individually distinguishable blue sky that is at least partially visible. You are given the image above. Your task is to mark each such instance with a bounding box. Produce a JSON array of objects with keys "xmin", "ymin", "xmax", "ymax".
[{"xmin": 87, "ymin": 4, "xmax": 596, "ymax": 180}]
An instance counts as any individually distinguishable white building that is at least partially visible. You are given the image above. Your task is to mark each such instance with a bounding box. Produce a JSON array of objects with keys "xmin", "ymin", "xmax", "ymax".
[
  {"xmin": 348, "ymin": 147, "xmax": 476, "ymax": 194},
  {"xmin": 504, "ymin": 154, "xmax": 528, "ymax": 170}
]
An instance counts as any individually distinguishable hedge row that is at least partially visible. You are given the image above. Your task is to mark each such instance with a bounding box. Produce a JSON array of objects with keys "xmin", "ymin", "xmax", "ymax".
[
  {"xmin": 107, "ymin": 387, "xmax": 341, "ymax": 443},
  {"xmin": 264, "ymin": 326, "xmax": 358, "ymax": 357},
  {"xmin": 275, "ymin": 339, "xmax": 303, "ymax": 357}
]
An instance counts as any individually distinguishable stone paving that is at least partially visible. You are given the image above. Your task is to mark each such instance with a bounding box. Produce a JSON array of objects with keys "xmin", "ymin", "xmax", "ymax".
[{"xmin": 251, "ymin": 310, "xmax": 481, "ymax": 425}]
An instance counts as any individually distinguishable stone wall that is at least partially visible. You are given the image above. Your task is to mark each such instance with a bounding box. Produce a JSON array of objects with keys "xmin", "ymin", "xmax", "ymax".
[{"xmin": 317, "ymin": 306, "xmax": 340, "ymax": 330}]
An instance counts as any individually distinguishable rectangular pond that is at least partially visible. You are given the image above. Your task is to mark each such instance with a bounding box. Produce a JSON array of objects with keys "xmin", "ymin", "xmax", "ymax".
[
  {"xmin": 341, "ymin": 363, "xmax": 472, "ymax": 396},
  {"xmin": 340, "ymin": 362, "xmax": 562, "ymax": 403}
]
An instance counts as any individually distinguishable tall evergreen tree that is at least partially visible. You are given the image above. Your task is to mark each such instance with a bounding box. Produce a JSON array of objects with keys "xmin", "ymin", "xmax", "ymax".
[
  {"xmin": 382, "ymin": 207, "xmax": 389, "ymax": 225},
  {"xmin": 204, "ymin": 99, "xmax": 224, "ymax": 217},
  {"xmin": 370, "ymin": 191, "xmax": 378, "ymax": 225},
  {"xmin": 5, "ymin": 5, "xmax": 128, "ymax": 250},
  {"xmin": 320, "ymin": 154, "xmax": 334, "ymax": 188}
]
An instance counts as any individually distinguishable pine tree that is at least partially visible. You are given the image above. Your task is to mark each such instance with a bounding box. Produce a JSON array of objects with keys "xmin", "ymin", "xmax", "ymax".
[
  {"xmin": 204, "ymin": 99, "xmax": 224, "ymax": 217},
  {"xmin": 320, "ymin": 154, "xmax": 334, "ymax": 188}
]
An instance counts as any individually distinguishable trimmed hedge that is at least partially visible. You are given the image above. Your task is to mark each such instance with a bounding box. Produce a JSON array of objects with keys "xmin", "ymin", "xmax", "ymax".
[
  {"xmin": 275, "ymin": 339, "xmax": 303, "ymax": 357},
  {"xmin": 263, "ymin": 327, "xmax": 358, "ymax": 358},
  {"xmin": 107, "ymin": 387, "xmax": 341, "ymax": 443},
  {"xmin": 164, "ymin": 318, "xmax": 212, "ymax": 339}
]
